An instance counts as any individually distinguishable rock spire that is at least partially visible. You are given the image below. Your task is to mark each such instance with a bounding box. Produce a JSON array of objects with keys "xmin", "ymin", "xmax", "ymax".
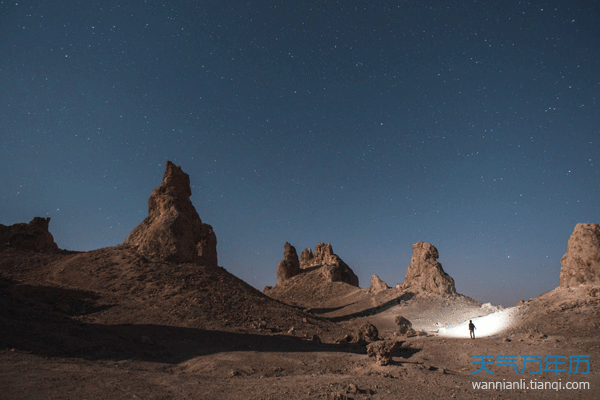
[
  {"xmin": 560, "ymin": 223, "xmax": 600, "ymax": 287},
  {"xmin": 276, "ymin": 242, "xmax": 301, "ymax": 285},
  {"xmin": 402, "ymin": 241, "xmax": 456, "ymax": 295},
  {"xmin": 124, "ymin": 161, "xmax": 217, "ymax": 265}
]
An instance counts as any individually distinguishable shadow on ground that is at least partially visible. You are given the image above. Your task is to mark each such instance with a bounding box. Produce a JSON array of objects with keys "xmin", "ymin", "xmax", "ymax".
[
  {"xmin": 326, "ymin": 291, "xmax": 416, "ymax": 322},
  {"xmin": 0, "ymin": 277, "xmax": 423, "ymax": 365}
]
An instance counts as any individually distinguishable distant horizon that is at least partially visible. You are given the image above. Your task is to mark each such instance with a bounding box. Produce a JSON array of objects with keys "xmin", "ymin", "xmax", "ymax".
[{"xmin": 6, "ymin": 206, "xmax": 580, "ymax": 308}]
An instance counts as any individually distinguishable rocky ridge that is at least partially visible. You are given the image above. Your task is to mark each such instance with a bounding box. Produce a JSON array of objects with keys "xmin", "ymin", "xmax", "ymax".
[{"xmin": 368, "ymin": 274, "xmax": 390, "ymax": 294}]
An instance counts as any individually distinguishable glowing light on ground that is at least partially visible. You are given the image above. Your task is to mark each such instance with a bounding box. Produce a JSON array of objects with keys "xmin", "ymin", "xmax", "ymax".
[{"xmin": 436, "ymin": 307, "xmax": 520, "ymax": 338}]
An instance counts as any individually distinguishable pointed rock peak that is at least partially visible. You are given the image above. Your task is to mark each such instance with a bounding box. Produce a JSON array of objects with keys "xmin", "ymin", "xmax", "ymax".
[
  {"xmin": 160, "ymin": 160, "xmax": 192, "ymax": 198},
  {"xmin": 403, "ymin": 241, "xmax": 456, "ymax": 295},
  {"xmin": 560, "ymin": 223, "xmax": 600, "ymax": 287},
  {"xmin": 124, "ymin": 161, "xmax": 217, "ymax": 265},
  {"xmin": 276, "ymin": 242, "xmax": 301, "ymax": 285},
  {"xmin": 369, "ymin": 274, "xmax": 390, "ymax": 294}
]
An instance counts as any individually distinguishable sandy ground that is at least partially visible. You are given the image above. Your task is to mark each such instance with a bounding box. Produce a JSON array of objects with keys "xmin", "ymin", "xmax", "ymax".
[{"xmin": 2, "ymin": 247, "xmax": 600, "ymax": 399}]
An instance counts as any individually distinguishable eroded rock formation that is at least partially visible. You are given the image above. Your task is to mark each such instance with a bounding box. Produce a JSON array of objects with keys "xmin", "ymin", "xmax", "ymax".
[
  {"xmin": 300, "ymin": 243, "xmax": 359, "ymax": 286},
  {"xmin": 276, "ymin": 242, "xmax": 301, "ymax": 285},
  {"xmin": 124, "ymin": 161, "xmax": 217, "ymax": 265},
  {"xmin": 272, "ymin": 242, "xmax": 359, "ymax": 287},
  {"xmin": 402, "ymin": 241, "xmax": 456, "ymax": 295},
  {"xmin": 368, "ymin": 274, "xmax": 390, "ymax": 293},
  {"xmin": 0, "ymin": 217, "xmax": 59, "ymax": 252},
  {"xmin": 559, "ymin": 223, "xmax": 600, "ymax": 287},
  {"xmin": 300, "ymin": 247, "xmax": 314, "ymax": 266}
]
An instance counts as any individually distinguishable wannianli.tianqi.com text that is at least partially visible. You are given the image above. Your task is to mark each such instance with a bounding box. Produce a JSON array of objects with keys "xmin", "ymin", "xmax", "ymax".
[{"xmin": 471, "ymin": 380, "xmax": 590, "ymax": 391}]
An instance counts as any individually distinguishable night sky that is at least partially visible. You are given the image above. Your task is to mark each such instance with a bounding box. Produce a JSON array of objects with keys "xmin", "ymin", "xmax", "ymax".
[{"xmin": 1, "ymin": 1, "xmax": 598, "ymax": 306}]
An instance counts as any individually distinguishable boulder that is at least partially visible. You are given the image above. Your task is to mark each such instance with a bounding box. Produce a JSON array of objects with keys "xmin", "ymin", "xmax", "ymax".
[
  {"xmin": 276, "ymin": 242, "xmax": 301, "ymax": 285},
  {"xmin": 366, "ymin": 340, "xmax": 400, "ymax": 366},
  {"xmin": 124, "ymin": 161, "xmax": 217, "ymax": 265},
  {"xmin": 369, "ymin": 274, "xmax": 390, "ymax": 293},
  {"xmin": 0, "ymin": 217, "xmax": 59, "ymax": 252},
  {"xmin": 560, "ymin": 223, "xmax": 600, "ymax": 287},
  {"xmin": 353, "ymin": 322, "xmax": 379, "ymax": 343},
  {"xmin": 395, "ymin": 315, "xmax": 414, "ymax": 336},
  {"xmin": 402, "ymin": 241, "xmax": 456, "ymax": 295}
]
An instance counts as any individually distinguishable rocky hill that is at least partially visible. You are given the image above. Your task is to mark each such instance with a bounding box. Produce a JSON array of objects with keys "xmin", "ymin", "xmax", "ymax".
[
  {"xmin": 0, "ymin": 162, "xmax": 338, "ymax": 360},
  {"xmin": 265, "ymin": 242, "xmax": 360, "ymax": 307}
]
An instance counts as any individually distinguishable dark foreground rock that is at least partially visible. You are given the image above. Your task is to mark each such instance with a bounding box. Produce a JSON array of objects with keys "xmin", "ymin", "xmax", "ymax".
[{"xmin": 0, "ymin": 217, "xmax": 59, "ymax": 252}]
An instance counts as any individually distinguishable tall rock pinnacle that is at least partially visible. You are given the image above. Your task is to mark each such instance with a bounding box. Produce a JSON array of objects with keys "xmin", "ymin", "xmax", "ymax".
[
  {"xmin": 124, "ymin": 161, "xmax": 217, "ymax": 265},
  {"xmin": 276, "ymin": 242, "xmax": 301, "ymax": 285},
  {"xmin": 560, "ymin": 223, "xmax": 600, "ymax": 287},
  {"xmin": 402, "ymin": 241, "xmax": 456, "ymax": 295}
]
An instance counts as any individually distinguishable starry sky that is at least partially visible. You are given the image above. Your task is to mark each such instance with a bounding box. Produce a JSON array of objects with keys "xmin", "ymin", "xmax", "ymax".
[{"xmin": 1, "ymin": 1, "xmax": 598, "ymax": 306}]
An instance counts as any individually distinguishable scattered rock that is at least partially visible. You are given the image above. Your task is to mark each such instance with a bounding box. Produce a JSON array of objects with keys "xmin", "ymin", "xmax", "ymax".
[
  {"xmin": 310, "ymin": 334, "xmax": 321, "ymax": 343},
  {"xmin": 526, "ymin": 329, "xmax": 547, "ymax": 340},
  {"xmin": 353, "ymin": 322, "xmax": 379, "ymax": 343},
  {"xmin": 337, "ymin": 334, "xmax": 352, "ymax": 343},
  {"xmin": 0, "ymin": 217, "xmax": 59, "ymax": 252},
  {"xmin": 559, "ymin": 223, "xmax": 600, "ymax": 287},
  {"xmin": 401, "ymin": 241, "xmax": 456, "ymax": 295},
  {"xmin": 367, "ymin": 340, "xmax": 399, "ymax": 366},
  {"xmin": 124, "ymin": 161, "xmax": 217, "ymax": 265},
  {"xmin": 346, "ymin": 383, "xmax": 359, "ymax": 394},
  {"xmin": 405, "ymin": 329, "xmax": 417, "ymax": 338},
  {"xmin": 369, "ymin": 274, "xmax": 390, "ymax": 293},
  {"xmin": 276, "ymin": 242, "xmax": 301, "ymax": 285},
  {"xmin": 395, "ymin": 316, "xmax": 413, "ymax": 335}
]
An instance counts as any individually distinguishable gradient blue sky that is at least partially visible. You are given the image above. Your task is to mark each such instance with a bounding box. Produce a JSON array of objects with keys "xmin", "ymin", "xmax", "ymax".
[{"xmin": 1, "ymin": 1, "xmax": 598, "ymax": 306}]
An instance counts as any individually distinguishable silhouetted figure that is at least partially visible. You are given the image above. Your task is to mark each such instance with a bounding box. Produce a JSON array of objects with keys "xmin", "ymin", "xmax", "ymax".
[{"xmin": 469, "ymin": 320, "xmax": 476, "ymax": 339}]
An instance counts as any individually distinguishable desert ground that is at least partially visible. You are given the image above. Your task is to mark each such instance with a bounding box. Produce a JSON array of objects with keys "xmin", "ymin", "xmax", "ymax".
[{"xmin": 1, "ymin": 245, "xmax": 599, "ymax": 400}]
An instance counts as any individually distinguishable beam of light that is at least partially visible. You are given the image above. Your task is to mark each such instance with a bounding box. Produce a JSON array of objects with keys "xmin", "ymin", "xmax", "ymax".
[{"xmin": 436, "ymin": 307, "xmax": 520, "ymax": 338}]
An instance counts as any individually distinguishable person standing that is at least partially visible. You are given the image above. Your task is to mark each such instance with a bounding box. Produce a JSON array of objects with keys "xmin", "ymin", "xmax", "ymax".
[{"xmin": 469, "ymin": 320, "xmax": 476, "ymax": 339}]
